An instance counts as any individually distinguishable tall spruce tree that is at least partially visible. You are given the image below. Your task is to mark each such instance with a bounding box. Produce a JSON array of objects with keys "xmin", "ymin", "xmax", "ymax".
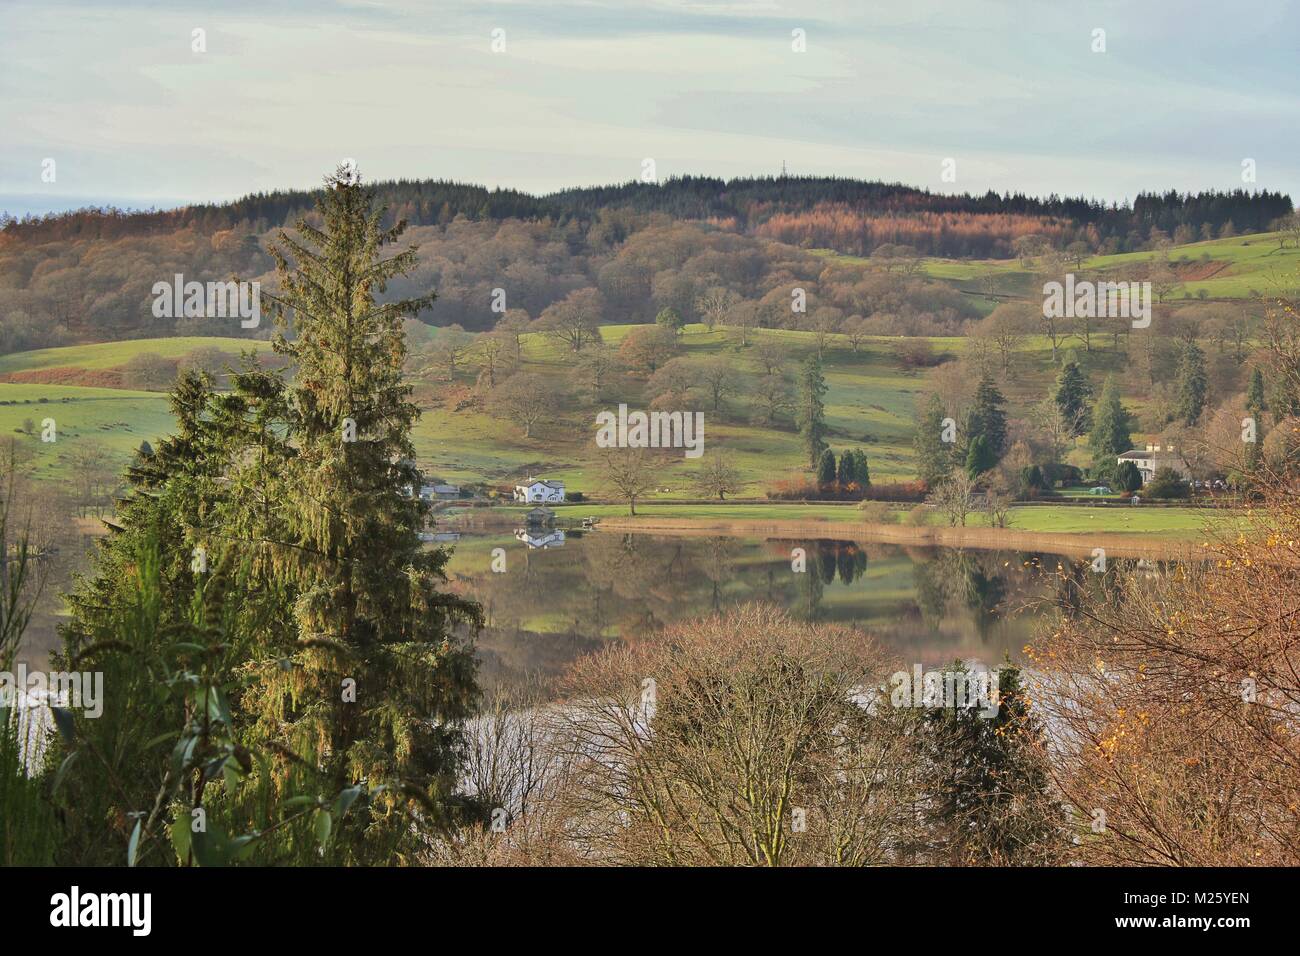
[
  {"xmin": 1089, "ymin": 376, "xmax": 1132, "ymax": 469},
  {"xmin": 817, "ymin": 448, "xmax": 838, "ymax": 486},
  {"xmin": 1053, "ymin": 358, "xmax": 1092, "ymax": 437},
  {"xmin": 965, "ymin": 435, "xmax": 996, "ymax": 477},
  {"xmin": 243, "ymin": 168, "xmax": 483, "ymax": 859},
  {"xmin": 1174, "ymin": 341, "xmax": 1209, "ymax": 426},
  {"xmin": 56, "ymin": 171, "xmax": 484, "ymax": 866},
  {"xmin": 966, "ymin": 375, "xmax": 1008, "ymax": 458},
  {"xmin": 1246, "ymin": 366, "xmax": 1267, "ymax": 423},
  {"xmin": 836, "ymin": 449, "xmax": 855, "ymax": 485},
  {"xmin": 914, "ymin": 393, "xmax": 954, "ymax": 488},
  {"xmin": 799, "ymin": 354, "xmax": 829, "ymax": 469},
  {"xmin": 1245, "ymin": 366, "xmax": 1267, "ymax": 472},
  {"xmin": 853, "ymin": 449, "xmax": 871, "ymax": 487}
]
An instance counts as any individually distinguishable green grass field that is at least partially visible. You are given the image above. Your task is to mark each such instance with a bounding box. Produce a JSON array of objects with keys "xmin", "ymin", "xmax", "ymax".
[
  {"xmin": 4, "ymin": 229, "xmax": 1292, "ymax": 503},
  {"xmin": 815, "ymin": 230, "xmax": 1300, "ymax": 303},
  {"xmin": 488, "ymin": 501, "xmax": 1234, "ymax": 537},
  {"xmin": 0, "ymin": 319, "xmax": 1205, "ymax": 495},
  {"xmin": 412, "ymin": 322, "xmax": 939, "ymax": 492},
  {"xmin": 0, "ymin": 383, "xmax": 173, "ymax": 480},
  {"xmin": 0, "ymin": 336, "xmax": 271, "ymax": 374},
  {"xmin": 412, "ymin": 319, "xmax": 1160, "ymax": 494}
]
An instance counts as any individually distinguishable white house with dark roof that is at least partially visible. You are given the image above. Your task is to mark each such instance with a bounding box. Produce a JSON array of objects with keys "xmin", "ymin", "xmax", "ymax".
[
  {"xmin": 514, "ymin": 478, "xmax": 565, "ymax": 503},
  {"xmin": 1117, "ymin": 443, "xmax": 1191, "ymax": 485}
]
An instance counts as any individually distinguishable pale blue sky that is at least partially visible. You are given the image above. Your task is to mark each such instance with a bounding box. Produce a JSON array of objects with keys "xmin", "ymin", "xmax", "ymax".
[{"xmin": 2, "ymin": 0, "xmax": 1297, "ymax": 215}]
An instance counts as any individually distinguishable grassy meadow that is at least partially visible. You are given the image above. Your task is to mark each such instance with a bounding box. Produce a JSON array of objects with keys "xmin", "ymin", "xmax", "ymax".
[
  {"xmin": 818, "ymin": 229, "xmax": 1300, "ymax": 303},
  {"xmin": 0, "ymin": 337, "xmax": 270, "ymax": 481},
  {"xmin": 3, "ymin": 231, "xmax": 1289, "ymax": 509},
  {"xmin": 413, "ymin": 319, "xmax": 1158, "ymax": 496},
  {"xmin": 486, "ymin": 501, "xmax": 1235, "ymax": 537},
  {"xmin": 0, "ymin": 336, "xmax": 271, "ymax": 374},
  {"xmin": 0, "ymin": 320, "xmax": 1226, "ymax": 497}
]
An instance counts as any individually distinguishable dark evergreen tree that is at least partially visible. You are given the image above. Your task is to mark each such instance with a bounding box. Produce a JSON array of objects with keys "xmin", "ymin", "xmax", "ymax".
[
  {"xmin": 799, "ymin": 354, "xmax": 829, "ymax": 469},
  {"xmin": 1246, "ymin": 366, "xmax": 1268, "ymax": 435},
  {"xmin": 836, "ymin": 449, "xmax": 855, "ymax": 485},
  {"xmin": 1089, "ymin": 376, "xmax": 1132, "ymax": 469},
  {"xmin": 1115, "ymin": 459, "xmax": 1143, "ymax": 493},
  {"xmin": 919, "ymin": 664, "xmax": 1063, "ymax": 864},
  {"xmin": 965, "ymin": 375, "xmax": 1008, "ymax": 458},
  {"xmin": 1174, "ymin": 341, "xmax": 1208, "ymax": 426},
  {"xmin": 817, "ymin": 448, "xmax": 838, "ymax": 487},
  {"xmin": 1243, "ymin": 367, "xmax": 1266, "ymax": 473},
  {"xmin": 914, "ymin": 393, "xmax": 954, "ymax": 488},
  {"xmin": 1053, "ymin": 358, "xmax": 1093, "ymax": 437},
  {"xmin": 965, "ymin": 435, "xmax": 996, "ymax": 477},
  {"xmin": 1145, "ymin": 466, "xmax": 1190, "ymax": 499},
  {"xmin": 854, "ymin": 449, "xmax": 871, "ymax": 487}
]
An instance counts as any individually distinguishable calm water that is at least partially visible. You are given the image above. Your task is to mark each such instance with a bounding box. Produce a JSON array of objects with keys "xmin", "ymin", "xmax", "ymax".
[
  {"xmin": 18, "ymin": 528, "xmax": 1108, "ymax": 687},
  {"xmin": 442, "ymin": 530, "xmax": 1100, "ymax": 688}
]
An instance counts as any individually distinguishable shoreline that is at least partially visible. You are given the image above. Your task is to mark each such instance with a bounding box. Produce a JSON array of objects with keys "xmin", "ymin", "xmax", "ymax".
[{"xmin": 575, "ymin": 516, "xmax": 1208, "ymax": 558}]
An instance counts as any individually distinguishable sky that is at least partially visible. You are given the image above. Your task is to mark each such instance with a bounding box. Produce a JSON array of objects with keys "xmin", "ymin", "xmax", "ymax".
[{"xmin": 2, "ymin": 0, "xmax": 1298, "ymax": 215}]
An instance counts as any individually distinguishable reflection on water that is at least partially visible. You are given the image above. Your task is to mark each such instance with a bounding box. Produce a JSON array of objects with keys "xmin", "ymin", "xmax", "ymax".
[
  {"xmin": 443, "ymin": 531, "xmax": 1119, "ymax": 688},
  {"xmin": 514, "ymin": 528, "xmax": 565, "ymax": 549}
]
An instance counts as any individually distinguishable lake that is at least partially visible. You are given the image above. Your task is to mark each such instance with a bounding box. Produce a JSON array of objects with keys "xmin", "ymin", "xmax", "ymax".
[
  {"xmin": 16, "ymin": 527, "xmax": 1116, "ymax": 688},
  {"xmin": 441, "ymin": 529, "xmax": 1107, "ymax": 689}
]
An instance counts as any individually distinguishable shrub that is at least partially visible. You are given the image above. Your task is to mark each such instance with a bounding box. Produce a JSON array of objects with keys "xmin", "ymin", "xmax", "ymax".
[
  {"xmin": 766, "ymin": 477, "xmax": 819, "ymax": 500},
  {"xmin": 862, "ymin": 480, "xmax": 928, "ymax": 503},
  {"xmin": 857, "ymin": 499, "xmax": 893, "ymax": 524},
  {"xmin": 1040, "ymin": 463, "xmax": 1082, "ymax": 488},
  {"xmin": 903, "ymin": 504, "xmax": 930, "ymax": 526},
  {"xmin": 1114, "ymin": 460, "xmax": 1143, "ymax": 493},
  {"xmin": 1144, "ymin": 467, "xmax": 1190, "ymax": 499}
]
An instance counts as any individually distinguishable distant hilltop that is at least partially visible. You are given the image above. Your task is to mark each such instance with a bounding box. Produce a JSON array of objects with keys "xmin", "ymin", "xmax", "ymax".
[{"xmin": 2, "ymin": 174, "xmax": 1290, "ymax": 255}]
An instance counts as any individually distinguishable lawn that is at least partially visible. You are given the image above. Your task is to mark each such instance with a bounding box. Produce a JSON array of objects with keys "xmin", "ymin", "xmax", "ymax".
[
  {"xmin": 0, "ymin": 336, "xmax": 272, "ymax": 374},
  {"xmin": 814, "ymin": 230, "xmax": 1300, "ymax": 302},
  {"xmin": 0, "ymin": 382, "xmax": 173, "ymax": 480},
  {"xmin": 0, "ymin": 319, "xmax": 1180, "ymax": 497},
  {"xmin": 416, "ymin": 323, "xmax": 940, "ymax": 492},
  {"xmin": 489, "ymin": 501, "xmax": 1234, "ymax": 537}
]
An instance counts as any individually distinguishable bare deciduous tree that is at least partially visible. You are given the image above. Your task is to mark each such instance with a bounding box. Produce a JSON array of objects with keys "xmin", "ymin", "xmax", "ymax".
[
  {"xmin": 597, "ymin": 447, "xmax": 661, "ymax": 516},
  {"xmin": 539, "ymin": 288, "xmax": 603, "ymax": 353},
  {"xmin": 695, "ymin": 286, "xmax": 738, "ymax": 332},
  {"xmin": 927, "ymin": 470, "xmax": 978, "ymax": 527},
  {"xmin": 554, "ymin": 605, "xmax": 918, "ymax": 866},
  {"xmin": 487, "ymin": 372, "xmax": 561, "ymax": 438},
  {"xmin": 690, "ymin": 449, "xmax": 742, "ymax": 500}
]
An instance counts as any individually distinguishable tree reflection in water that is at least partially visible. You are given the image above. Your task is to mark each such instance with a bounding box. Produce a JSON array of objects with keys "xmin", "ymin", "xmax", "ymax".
[{"xmin": 442, "ymin": 532, "xmax": 1090, "ymax": 691}]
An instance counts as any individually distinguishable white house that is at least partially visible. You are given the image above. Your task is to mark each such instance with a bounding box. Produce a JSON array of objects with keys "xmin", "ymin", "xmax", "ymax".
[
  {"xmin": 1116, "ymin": 443, "xmax": 1191, "ymax": 485},
  {"xmin": 514, "ymin": 478, "xmax": 565, "ymax": 503}
]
